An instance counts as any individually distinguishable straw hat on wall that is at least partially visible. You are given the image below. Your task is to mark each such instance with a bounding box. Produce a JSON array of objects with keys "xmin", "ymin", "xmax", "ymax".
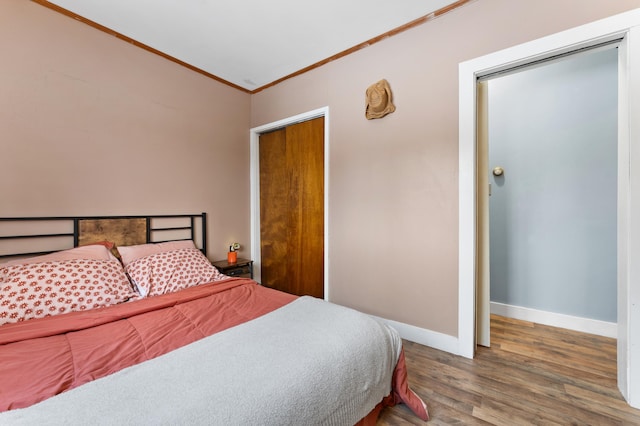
[{"xmin": 365, "ymin": 79, "xmax": 395, "ymax": 120}]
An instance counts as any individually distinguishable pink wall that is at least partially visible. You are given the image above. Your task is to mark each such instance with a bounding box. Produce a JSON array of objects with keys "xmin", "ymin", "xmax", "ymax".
[
  {"xmin": 251, "ymin": 0, "xmax": 640, "ymax": 336},
  {"xmin": 0, "ymin": 0, "xmax": 251, "ymax": 261}
]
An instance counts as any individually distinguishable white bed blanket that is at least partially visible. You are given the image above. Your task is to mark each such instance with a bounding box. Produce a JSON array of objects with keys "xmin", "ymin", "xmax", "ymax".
[{"xmin": 0, "ymin": 296, "xmax": 401, "ymax": 425}]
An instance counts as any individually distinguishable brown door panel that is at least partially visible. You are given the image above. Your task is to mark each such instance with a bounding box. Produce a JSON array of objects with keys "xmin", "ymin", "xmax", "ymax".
[{"xmin": 259, "ymin": 117, "xmax": 324, "ymax": 298}]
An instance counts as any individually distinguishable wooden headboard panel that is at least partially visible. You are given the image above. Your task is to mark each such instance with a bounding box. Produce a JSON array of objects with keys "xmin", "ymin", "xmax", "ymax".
[
  {"xmin": 0, "ymin": 213, "xmax": 207, "ymax": 260},
  {"xmin": 77, "ymin": 218, "xmax": 148, "ymax": 251}
]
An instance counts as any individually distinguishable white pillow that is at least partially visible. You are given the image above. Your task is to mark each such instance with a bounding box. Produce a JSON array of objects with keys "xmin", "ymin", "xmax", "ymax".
[
  {"xmin": 117, "ymin": 240, "xmax": 197, "ymax": 267},
  {"xmin": 1, "ymin": 244, "xmax": 118, "ymax": 266}
]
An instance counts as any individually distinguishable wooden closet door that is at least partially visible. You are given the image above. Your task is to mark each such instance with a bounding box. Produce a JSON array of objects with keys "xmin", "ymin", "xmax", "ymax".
[{"xmin": 259, "ymin": 117, "xmax": 324, "ymax": 298}]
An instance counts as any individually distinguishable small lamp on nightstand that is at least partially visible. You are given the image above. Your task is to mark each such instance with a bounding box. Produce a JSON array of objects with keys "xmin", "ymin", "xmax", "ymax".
[{"xmin": 227, "ymin": 242, "xmax": 240, "ymax": 263}]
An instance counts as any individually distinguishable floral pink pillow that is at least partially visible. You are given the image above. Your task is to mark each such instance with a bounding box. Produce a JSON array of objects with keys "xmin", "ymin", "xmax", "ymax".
[
  {"xmin": 0, "ymin": 259, "xmax": 138, "ymax": 325},
  {"xmin": 125, "ymin": 248, "xmax": 226, "ymax": 297}
]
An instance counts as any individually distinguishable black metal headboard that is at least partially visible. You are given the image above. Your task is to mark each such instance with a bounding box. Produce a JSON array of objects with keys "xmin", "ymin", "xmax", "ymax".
[{"xmin": 0, "ymin": 213, "xmax": 207, "ymax": 260}]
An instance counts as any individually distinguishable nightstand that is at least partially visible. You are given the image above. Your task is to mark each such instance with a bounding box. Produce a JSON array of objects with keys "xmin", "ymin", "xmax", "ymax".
[{"xmin": 211, "ymin": 258, "xmax": 254, "ymax": 279}]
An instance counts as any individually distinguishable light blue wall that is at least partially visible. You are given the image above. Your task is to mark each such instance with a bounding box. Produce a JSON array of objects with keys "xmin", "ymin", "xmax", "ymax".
[{"xmin": 488, "ymin": 47, "xmax": 618, "ymax": 322}]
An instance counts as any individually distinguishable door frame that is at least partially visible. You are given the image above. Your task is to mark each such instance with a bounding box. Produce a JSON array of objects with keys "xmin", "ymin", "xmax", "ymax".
[
  {"xmin": 249, "ymin": 107, "xmax": 330, "ymax": 300},
  {"xmin": 458, "ymin": 9, "xmax": 640, "ymax": 407}
]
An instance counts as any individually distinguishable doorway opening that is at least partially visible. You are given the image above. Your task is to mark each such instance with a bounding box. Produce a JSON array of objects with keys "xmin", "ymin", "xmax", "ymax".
[{"xmin": 476, "ymin": 46, "xmax": 619, "ymax": 347}]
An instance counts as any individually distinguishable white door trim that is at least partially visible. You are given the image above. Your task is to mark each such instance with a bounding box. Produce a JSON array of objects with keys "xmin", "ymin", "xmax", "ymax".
[
  {"xmin": 458, "ymin": 9, "xmax": 640, "ymax": 408},
  {"xmin": 249, "ymin": 107, "xmax": 330, "ymax": 300}
]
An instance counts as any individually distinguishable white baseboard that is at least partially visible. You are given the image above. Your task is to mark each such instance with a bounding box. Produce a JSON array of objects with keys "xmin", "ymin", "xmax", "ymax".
[
  {"xmin": 372, "ymin": 303, "xmax": 617, "ymax": 359},
  {"xmin": 372, "ymin": 315, "xmax": 460, "ymax": 355},
  {"xmin": 491, "ymin": 302, "xmax": 617, "ymax": 338}
]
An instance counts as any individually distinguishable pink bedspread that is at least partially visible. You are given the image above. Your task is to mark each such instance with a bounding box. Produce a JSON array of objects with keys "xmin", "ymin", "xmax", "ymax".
[{"xmin": 0, "ymin": 278, "xmax": 427, "ymax": 421}]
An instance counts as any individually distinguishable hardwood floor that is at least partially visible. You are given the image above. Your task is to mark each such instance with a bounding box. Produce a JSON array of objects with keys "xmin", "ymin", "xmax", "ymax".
[{"xmin": 378, "ymin": 314, "xmax": 640, "ymax": 425}]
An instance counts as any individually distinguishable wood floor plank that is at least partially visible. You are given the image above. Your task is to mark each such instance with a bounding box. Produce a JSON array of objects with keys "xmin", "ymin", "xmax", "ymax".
[
  {"xmin": 472, "ymin": 398, "xmax": 565, "ymax": 426},
  {"xmin": 496, "ymin": 341, "xmax": 616, "ymax": 378},
  {"xmin": 413, "ymin": 351, "xmax": 615, "ymax": 425},
  {"xmin": 563, "ymin": 384, "xmax": 640, "ymax": 423},
  {"xmin": 377, "ymin": 315, "xmax": 640, "ymax": 425}
]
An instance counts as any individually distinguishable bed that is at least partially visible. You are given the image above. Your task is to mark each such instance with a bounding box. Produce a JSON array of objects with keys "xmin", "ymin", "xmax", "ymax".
[{"xmin": 0, "ymin": 213, "xmax": 428, "ymax": 425}]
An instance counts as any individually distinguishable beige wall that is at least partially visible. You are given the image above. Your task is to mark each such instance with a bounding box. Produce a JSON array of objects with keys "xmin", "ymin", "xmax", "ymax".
[
  {"xmin": 250, "ymin": 0, "xmax": 640, "ymax": 336},
  {"xmin": 4, "ymin": 0, "xmax": 640, "ymax": 339},
  {"xmin": 0, "ymin": 0, "xmax": 251, "ymax": 261}
]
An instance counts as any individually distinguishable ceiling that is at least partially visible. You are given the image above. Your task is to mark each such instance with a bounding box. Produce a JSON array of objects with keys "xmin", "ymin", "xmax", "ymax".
[{"xmin": 44, "ymin": 0, "xmax": 462, "ymax": 92}]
